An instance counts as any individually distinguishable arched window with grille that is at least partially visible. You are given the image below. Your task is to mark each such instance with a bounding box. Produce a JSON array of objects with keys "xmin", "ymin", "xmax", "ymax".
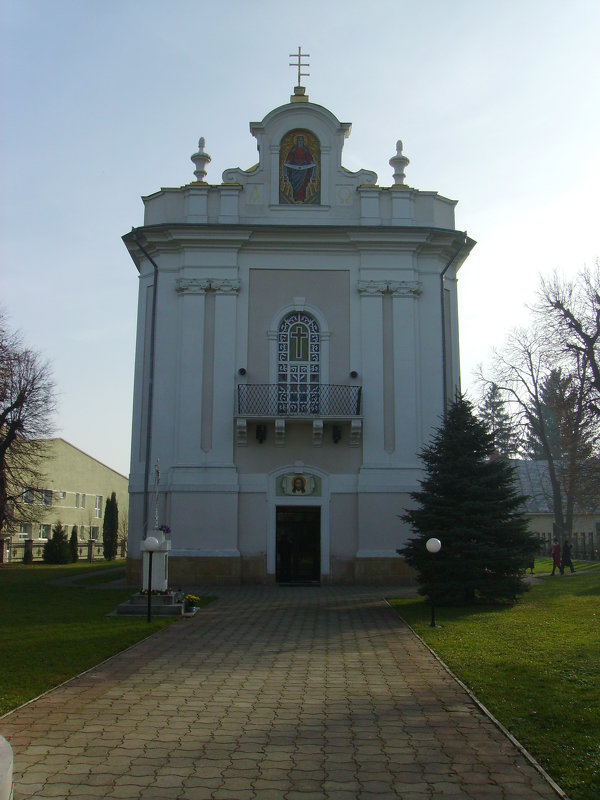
[{"xmin": 277, "ymin": 312, "xmax": 320, "ymax": 414}]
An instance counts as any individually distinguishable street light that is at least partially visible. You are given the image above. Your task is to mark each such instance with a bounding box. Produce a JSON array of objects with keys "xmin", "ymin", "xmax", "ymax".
[
  {"xmin": 426, "ymin": 537, "xmax": 442, "ymax": 628},
  {"xmin": 144, "ymin": 536, "xmax": 160, "ymax": 623}
]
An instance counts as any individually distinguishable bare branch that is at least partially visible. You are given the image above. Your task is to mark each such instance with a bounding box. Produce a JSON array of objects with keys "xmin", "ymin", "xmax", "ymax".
[{"xmin": 0, "ymin": 309, "xmax": 56, "ymax": 532}]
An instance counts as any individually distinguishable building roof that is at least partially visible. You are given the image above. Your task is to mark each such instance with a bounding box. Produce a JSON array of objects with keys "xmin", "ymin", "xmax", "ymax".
[{"xmin": 510, "ymin": 459, "xmax": 597, "ymax": 514}]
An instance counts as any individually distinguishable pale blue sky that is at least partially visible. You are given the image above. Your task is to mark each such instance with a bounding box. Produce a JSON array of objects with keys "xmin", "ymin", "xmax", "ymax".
[{"xmin": 1, "ymin": 0, "xmax": 599, "ymax": 475}]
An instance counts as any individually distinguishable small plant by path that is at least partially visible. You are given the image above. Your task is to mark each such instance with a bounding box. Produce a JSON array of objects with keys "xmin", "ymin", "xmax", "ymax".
[{"xmin": 389, "ymin": 561, "xmax": 600, "ymax": 800}]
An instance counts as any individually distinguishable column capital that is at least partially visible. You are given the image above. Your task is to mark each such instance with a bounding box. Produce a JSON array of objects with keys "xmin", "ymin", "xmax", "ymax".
[
  {"xmin": 357, "ymin": 280, "xmax": 388, "ymax": 296},
  {"xmin": 176, "ymin": 278, "xmax": 240, "ymax": 295},
  {"xmin": 175, "ymin": 278, "xmax": 211, "ymax": 295},
  {"xmin": 212, "ymin": 278, "xmax": 241, "ymax": 295},
  {"xmin": 389, "ymin": 280, "xmax": 422, "ymax": 298},
  {"xmin": 357, "ymin": 279, "xmax": 421, "ymax": 297}
]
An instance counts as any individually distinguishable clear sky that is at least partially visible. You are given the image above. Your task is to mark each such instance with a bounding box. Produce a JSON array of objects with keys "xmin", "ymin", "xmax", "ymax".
[{"xmin": 1, "ymin": 0, "xmax": 599, "ymax": 476}]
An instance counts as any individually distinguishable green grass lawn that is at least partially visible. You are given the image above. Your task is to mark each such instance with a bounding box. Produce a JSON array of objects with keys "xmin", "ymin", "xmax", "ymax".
[
  {"xmin": 0, "ymin": 561, "xmax": 191, "ymax": 717},
  {"xmin": 389, "ymin": 559, "xmax": 600, "ymax": 800}
]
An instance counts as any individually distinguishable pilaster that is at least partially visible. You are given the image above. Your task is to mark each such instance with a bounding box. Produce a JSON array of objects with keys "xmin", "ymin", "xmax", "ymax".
[
  {"xmin": 358, "ymin": 281, "xmax": 385, "ymax": 461},
  {"xmin": 391, "ymin": 281, "xmax": 421, "ymax": 463},
  {"xmin": 174, "ymin": 279, "xmax": 210, "ymax": 462},
  {"xmin": 211, "ymin": 279, "xmax": 241, "ymax": 461}
]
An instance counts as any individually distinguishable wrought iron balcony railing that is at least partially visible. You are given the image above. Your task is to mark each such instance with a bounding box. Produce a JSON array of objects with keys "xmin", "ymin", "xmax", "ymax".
[{"xmin": 237, "ymin": 384, "xmax": 362, "ymax": 418}]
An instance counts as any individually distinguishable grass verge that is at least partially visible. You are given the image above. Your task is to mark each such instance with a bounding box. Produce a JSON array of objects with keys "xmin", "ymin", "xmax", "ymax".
[
  {"xmin": 389, "ymin": 560, "xmax": 600, "ymax": 800},
  {"xmin": 0, "ymin": 561, "xmax": 208, "ymax": 717}
]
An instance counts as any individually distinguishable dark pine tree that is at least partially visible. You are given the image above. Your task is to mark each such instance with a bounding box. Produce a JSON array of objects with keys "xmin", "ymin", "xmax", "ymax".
[
  {"xmin": 477, "ymin": 382, "xmax": 518, "ymax": 456},
  {"xmin": 69, "ymin": 525, "xmax": 79, "ymax": 562},
  {"xmin": 102, "ymin": 492, "xmax": 119, "ymax": 560},
  {"xmin": 399, "ymin": 394, "xmax": 536, "ymax": 605},
  {"xmin": 43, "ymin": 520, "xmax": 72, "ymax": 564}
]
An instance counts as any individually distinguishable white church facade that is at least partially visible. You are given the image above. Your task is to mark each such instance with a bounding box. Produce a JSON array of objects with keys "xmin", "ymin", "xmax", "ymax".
[{"xmin": 123, "ymin": 81, "xmax": 474, "ymax": 586}]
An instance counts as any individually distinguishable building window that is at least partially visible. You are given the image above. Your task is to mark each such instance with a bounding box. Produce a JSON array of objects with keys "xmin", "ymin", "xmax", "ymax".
[
  {"xmin": 75, "ymin": 493, "xmax": 79, "ymax": 508},
  {"xmin": 19, "ymin": 523, "xmax": 32, "ymax": 537},
  {"xmin": 41, "ymin": 489, "xmax": 53, "ymax": 507},
  {"xmin": 23, "ymin": 489, "xmax": 34, "ymax": 505},
  {"xmin": 81, "ymin": 493, "xmax": 85, "ymax": 509},
  {"xmin": 277, "ymin": 311, "xmax": 320, "ymax": 413},
  {"xmin": 39, "ymin": 524, "xmax": 51, "ymax": 540},
  {"xmin": 90, "ymin": 526, "xmax": 99, "ymax": 540},
  {"xmin": 94, "ymin": 496, "xmax": 102, "ymax": 519}
]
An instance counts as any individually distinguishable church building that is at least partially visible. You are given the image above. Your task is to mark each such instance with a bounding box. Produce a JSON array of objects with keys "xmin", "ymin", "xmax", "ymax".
[{"xmin": 123, "ymin": 69, "xmax": 475, "ymax": 586}]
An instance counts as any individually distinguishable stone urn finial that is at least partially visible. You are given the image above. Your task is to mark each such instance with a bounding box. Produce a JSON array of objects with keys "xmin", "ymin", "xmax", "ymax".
[
  {"xmin": 191, "ymin": 137, "xmax": 211, "ymax": 183},
  {"xmin": 389, "ymin": 139, "xmax": 410, "ymax": 186}
]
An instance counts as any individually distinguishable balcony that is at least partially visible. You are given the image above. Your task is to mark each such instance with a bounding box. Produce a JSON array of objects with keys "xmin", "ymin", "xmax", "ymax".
[{"xmin": 236, "ymin": 384, "xmax": 362, "ymax": 446}]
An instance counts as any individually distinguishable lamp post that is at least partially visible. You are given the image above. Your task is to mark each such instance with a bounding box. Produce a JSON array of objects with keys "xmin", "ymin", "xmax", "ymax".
[
  {"xmin": 144, "ymin": 536, "xmax": 160, "ymax": 623},
  {"xmin": 426, "ymin": 538, "xmax": 442, "ymax": 628}
]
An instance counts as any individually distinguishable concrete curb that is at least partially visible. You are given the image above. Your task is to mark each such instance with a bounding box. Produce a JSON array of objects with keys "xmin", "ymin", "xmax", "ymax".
[
  {"xmin": 0, "ymin": 622, "xmax": 177, "ymax": 723},
  {"xmin": 0, "ymin": 735, "xmax": 13, "ymax": 800},
  {"xmin": 389, "ymin": 603, "xmax": 570, "ymax": 800}
]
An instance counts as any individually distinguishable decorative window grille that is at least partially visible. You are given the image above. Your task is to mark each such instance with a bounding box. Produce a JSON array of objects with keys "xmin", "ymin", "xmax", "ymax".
[{"xmin": 278, "ymin": 312, "xmax": 320, "ymax": 414}]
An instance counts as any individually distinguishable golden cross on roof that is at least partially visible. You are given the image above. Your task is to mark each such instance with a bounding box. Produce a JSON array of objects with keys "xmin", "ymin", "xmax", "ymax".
[{"xmin": 289, "ymin": 46, "xmax": 310, "ymax": 88}]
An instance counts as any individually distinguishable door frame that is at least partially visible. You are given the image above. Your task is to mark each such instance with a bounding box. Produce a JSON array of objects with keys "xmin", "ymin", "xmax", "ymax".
[
  {"xmin": 267, "ymin": 465, "xmax": 329, "ymax": 579},
  {"xmin": 275, "ymin": 505, "xmax": 321, "ymax": 583}
]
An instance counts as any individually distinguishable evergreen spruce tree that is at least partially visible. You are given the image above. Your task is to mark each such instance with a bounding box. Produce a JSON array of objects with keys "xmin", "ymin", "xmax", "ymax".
[
  {"xmin": 69, "ymin": 525, "xmax": 79, "ymax": 562},
  {"xmin": 102, "ymin": 492, "xmax": 119, "ymax": 560},
  {"xmin": 399, "ymin": 394, "xmax": 536, "ymax": 605},
  {"xmin": 43, "ymin": 520, "xmax": 71, "ymax": 564},
  {"xmin": 477, "ymin": 382, "xmax": 518, "ymax": 456}
]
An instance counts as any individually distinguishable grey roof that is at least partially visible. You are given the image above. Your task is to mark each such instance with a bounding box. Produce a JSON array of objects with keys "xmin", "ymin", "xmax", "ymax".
[
  {"xmin": 509, "ymin": 459, "xmax": 599, "ymax": 514},
  {"xmin": 510, "ymin": 460, "xmax": 556, "ymax": 513}
]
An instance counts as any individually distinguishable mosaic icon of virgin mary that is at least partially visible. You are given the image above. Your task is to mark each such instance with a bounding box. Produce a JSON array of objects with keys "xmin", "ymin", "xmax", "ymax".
[{"xmin": 280, "ymin": 129, "xmax": 320, "ymax": 204}]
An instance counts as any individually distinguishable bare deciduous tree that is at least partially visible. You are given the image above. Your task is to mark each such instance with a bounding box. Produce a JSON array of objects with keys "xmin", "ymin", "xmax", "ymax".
[
  {"xmin": 482, "ymin": 278, "xmax": 600, "ymax": 542},
  {"xmin": 537, "ymin": 262, "xmax": 600, "ymax": 415},
  {"xmin": 0, "ymin": 310, "xmax": 55, "ymax": 532}
]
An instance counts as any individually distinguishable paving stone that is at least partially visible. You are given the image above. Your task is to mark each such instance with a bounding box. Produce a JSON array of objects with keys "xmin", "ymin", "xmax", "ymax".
[{"xmin": 1, "ymin": 586, "xmax": 563, "ymax": 800}]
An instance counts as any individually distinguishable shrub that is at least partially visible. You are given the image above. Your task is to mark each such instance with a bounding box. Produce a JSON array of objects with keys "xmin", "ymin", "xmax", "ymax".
[{"xmin": 43, "ymin": 521, "xmax": 71, "ymax": 564}]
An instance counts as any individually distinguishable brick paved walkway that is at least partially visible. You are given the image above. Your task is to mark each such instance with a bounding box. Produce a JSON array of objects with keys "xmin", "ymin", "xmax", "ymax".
[{"xmin": 1, "ymin": 586, "xmax": 563, "ymax": 799}]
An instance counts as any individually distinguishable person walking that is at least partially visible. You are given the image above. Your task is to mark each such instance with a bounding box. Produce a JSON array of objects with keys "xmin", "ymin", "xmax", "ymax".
[
  {"xmin": 560, "ymin": 540, "xmax": 575, "ymax": 575},
  {"xmin": 550, "ymin": 541, "xmax": 561, "ymax": 576}
]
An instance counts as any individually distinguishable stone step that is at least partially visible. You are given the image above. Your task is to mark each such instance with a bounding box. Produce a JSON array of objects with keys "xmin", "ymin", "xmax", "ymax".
[
  {"xmin": 116, "ymin": 592, "xmax": 185, "ymax": 615},
  {"xmin": 116, "ymin": 601, "xmax": 184, "ymax": 616}
]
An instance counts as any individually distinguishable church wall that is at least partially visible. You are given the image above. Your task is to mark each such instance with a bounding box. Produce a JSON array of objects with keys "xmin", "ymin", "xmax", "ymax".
[
  {"xmin": 353, "ymin": 491, "xmax": 418, "ymax": 584},
  {"xmin": 329, "ymin": 493, "xmax": 358, "ymax": 558},
  {"xmin": 234, "ymin": 425, "xmax": 362, "ymax": 473},
  {"xmin": 124, "ymin": 93, "xmax": 474, "ymax": 587},
  {"xmin": 168, "ymin": 490, "xmax": 239, "ymax": 552},
  {"xmin": 246, "ymin": 268, "xmax": 351, "ymax": 384},
  {"xmin": 329, "ymin": 493, "xmax": 358, "ymax": 583},
  {"xmin": 357, "ymin": 491, "xmax": 407, "ymax": 554},
  {"xmin": 237, "ymin": 493, "xmax": 268, "ymax": 582}
]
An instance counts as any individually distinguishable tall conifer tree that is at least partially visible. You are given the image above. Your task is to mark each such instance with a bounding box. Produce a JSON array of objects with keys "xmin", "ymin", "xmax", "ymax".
[
  {"xmin": 102, "ymin": 492, "xmax": 119, "ymax": 560},
  {"xmin": 400, "ymin": 395, "xmax": 536, "ymax": 605},
  {"xmin": 69, "ymin": 525, "xmax": 79, "ymax": 562}
]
